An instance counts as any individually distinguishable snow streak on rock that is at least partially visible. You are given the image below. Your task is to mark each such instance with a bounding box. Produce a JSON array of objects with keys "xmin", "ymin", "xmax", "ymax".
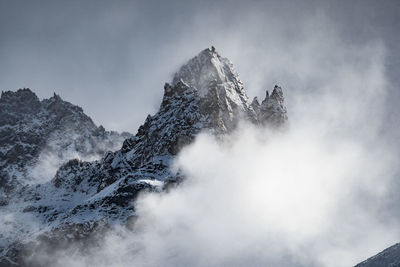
[{"xmin": 0, "ymin": 47, "xmax": 287, "ymax": 266}]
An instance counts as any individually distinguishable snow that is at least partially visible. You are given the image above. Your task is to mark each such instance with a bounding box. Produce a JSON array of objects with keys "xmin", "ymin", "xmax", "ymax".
[{"xmin": 0, "ymin": 48, "xmax": 288, "ymax": 264}]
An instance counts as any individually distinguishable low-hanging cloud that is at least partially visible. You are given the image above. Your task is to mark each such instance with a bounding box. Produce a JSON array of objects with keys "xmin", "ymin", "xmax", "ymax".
[
  {"xmin": 29, "ymin": 131, "xmax": 127, "ymax": 184},
  {"xmin": 24, "ymin": 9, "xmax": 400, "ymax": 266}
]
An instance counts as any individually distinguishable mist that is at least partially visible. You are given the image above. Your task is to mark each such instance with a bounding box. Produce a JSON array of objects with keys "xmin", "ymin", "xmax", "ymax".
[
  {"xmin": 1, "ymin": 1, "xmax": 399, "ymax": 266},
  {"xmin": 29, "ymin": 131, "xmax": 126, "ymax": 184},
  {"xmin": 22, "ymin": 5, "xmax": 400, "ymax": 266}
]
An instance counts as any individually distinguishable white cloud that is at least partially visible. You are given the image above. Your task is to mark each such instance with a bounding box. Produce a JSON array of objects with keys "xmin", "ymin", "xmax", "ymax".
[{"xmin": 20, "ymin": 3, "xmax": 400, "ymax": 267}]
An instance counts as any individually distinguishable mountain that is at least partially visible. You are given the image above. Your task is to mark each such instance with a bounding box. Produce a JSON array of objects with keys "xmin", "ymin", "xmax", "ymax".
[
  {"xmin": 0, "ymin": 47, "xmax": 287, "ymax": 266},
  {"xmin": 0, "ymin": 89, "xmax": 130, "ymax": 194},
  {"xmin": 355, "ymin": 243, "xmax": 400, "ymax": 267}
]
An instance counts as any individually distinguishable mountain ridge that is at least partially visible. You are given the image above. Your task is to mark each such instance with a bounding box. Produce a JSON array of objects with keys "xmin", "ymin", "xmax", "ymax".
[
  {"xmin": 0, "ymin": 88, "xmax": 131, "ymax": 195},
  {"xmin": 355, "ymin": 243, "xmax": 400, "ymax": 267},
  {"xmin": 0, "ymin": 47, "xmax": 288, "ymax": 266}
]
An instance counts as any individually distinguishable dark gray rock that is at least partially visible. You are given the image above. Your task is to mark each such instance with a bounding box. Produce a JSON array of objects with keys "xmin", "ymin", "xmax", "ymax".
[
  {"xmin": 0, "ymin": 88, "xmax": 130, "ymax": 194},
  {"xmin": 356, "ymin": 243, "xmax": 400, "ymax": 267},
  {"xmin": 0, "ymin": 47, "xmax": 288, "ymax": 265}
]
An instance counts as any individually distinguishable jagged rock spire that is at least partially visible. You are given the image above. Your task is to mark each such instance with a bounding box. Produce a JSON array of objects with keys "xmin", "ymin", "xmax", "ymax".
[
  {"xmin": 251, "ymin": 96, "xmax": 260, "ymax": 114},
  {"xmin": 270, "ymin": 85, "xmax": 284, "ymax": 101},
  {"xmin": 171, "ymin": 47, "xmax": 258, "ymax": 131},
  {"xmin": 0, "ymin": 48, "xmax": 290, "ymax": 263},
  {"xmin": 171, "ymin": 48, "xmax": 287, "ymax": 128},
  {"xmin": 258, "ymin": 85, "xmax": 288, "ymax": 126},
  {"xmin": 172, "ymin": 47, "xmax": 246, "ymax": 97},
  {"xmin": 251, "ymin": 96, "xmax": 260, "ymax": 107},
  {"xmin": 52, "ymin": 92, "xmax": 62, "ymax": 100}
]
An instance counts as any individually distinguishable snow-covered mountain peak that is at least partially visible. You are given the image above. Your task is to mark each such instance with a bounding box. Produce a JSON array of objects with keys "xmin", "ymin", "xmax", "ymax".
[
  {"xmin": 172, "ymin": 47, "xmax": 245, "ymax": 97},
  {"xmin": 0, "ymin": 49, "xmax": 288, "ymax": 265},
  {"xmin": 168, "ymin": 47, "xmax": 261, "ymax": 132}
]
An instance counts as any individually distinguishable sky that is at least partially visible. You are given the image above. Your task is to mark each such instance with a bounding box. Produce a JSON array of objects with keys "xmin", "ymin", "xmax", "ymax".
[
  {"xmin": 0, "ymin": 0, "xmax": 399, "ymax": 133},
  {"xmin": 2, "ymin": 1, "xmax": 400, "ymax": 266}
]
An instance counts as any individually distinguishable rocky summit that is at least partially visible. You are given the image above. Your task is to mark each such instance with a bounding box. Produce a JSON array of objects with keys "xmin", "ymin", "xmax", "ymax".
[
  {"xmin": 0, "ymin": 47, "xmax": 287, "ymax": 266},
  {"xmin": 0, "ymin": 89, "xmax": 130, "ymax": 195}
]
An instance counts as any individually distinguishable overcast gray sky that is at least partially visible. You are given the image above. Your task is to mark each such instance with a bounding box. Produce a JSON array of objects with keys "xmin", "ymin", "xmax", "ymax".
[
  {"xmin": 0, "ymin": 0, "xmax": 399, "ymax": 133},
  {"xmin": 2, "ymin": 2, "xmax": 400, "ymax": 265}
]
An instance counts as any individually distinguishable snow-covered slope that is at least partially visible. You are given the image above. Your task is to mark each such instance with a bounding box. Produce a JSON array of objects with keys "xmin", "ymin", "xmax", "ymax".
[{"xmin": 0, "ymin": 47, "xmax": 287, "ymax": 266}]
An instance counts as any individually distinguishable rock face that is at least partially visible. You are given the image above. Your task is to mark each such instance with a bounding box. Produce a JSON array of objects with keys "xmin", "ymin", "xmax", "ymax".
[
  {"xmin": 251, "ymin": 85, "xmax": 288, "ymax": 126},
  {"xmin": 172, "ymin": 48, "xmax": 258, "ymax": 131},
  {"xmin": 355, "ymin": 243, "xmax": 400, "ymax": 267},
  {"xmin": 0, "ymin": 89, "xmax": 130, "ymax": 194},
  {"xmin": 0, "ymin": 47, "xmax": 287, "ymax": 266}
]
